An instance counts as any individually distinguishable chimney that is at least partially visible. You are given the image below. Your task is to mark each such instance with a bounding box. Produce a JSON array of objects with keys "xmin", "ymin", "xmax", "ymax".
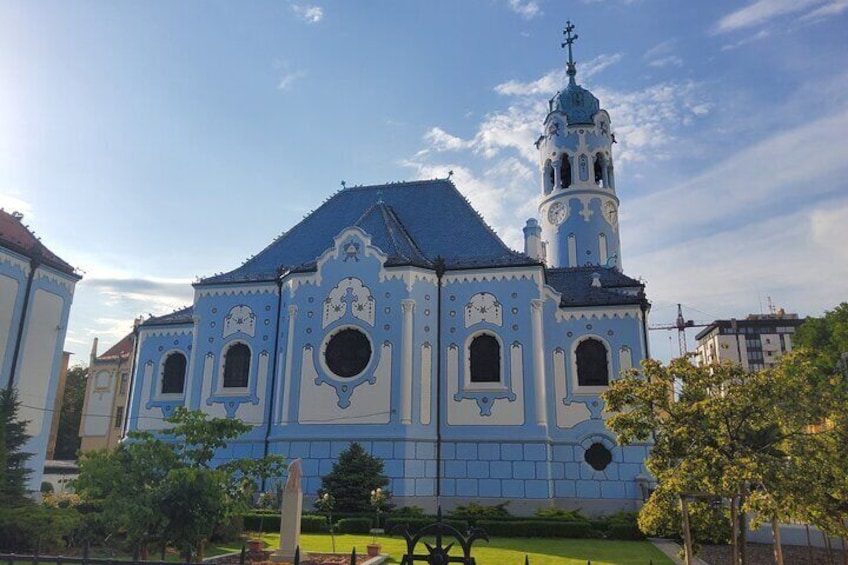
[{"xmin": 523, "ymin": 218, "xmax": 544, "ymax": 262}]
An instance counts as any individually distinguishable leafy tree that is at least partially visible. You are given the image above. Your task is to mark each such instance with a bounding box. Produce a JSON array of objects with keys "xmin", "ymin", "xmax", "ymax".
[
  {"xmin": 318, "ymin": 442, "xmax": 389, "ymax": 513},
  {"xmin": 0, "ymin": 386, "xmax": 34, "ymax": 501},
  {"xmin": 53, "ymin": 365, "xmax": 88, "ymax": 460},
  {"xmin": 795, "ymin": 302, "xmax": 848, "ymax": 367},
  {"xmin": 603, "ymin": 357, "xmax": 830, "ymax": 564},
  {"xmin": 74, "ymin": 408, "xmax": 286, "ymax": 558}
]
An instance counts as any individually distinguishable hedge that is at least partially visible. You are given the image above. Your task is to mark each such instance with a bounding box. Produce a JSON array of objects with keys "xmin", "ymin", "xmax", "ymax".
[
  {"xmin": 336, "ymin": 518, "xmax": 373, "ymax": 534},
  {"xmin": 476, "ymin": 520, "xmax": 602, "ymax": 539},
  {"xmin": 386, "ymin": 517, "xmax": 469, "ymax": 535},
  {"xmin": 242, "ymin": 513, "xmax": 328, "ymax": 533}
]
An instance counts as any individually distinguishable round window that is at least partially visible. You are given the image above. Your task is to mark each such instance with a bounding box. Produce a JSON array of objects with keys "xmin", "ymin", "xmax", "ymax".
[
  {"xmin": 324, "ymin": 328, "xmax": 372, "ymax": 378},
  {"xmin": 584, "ymin": 443, "xmax": 612, "ymax": 471}
]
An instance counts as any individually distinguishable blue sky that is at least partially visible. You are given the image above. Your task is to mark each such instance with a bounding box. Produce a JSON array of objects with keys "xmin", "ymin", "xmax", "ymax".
[{"xmin": 2, "ymin": 0, "xmax": 847, "ymax": 364}]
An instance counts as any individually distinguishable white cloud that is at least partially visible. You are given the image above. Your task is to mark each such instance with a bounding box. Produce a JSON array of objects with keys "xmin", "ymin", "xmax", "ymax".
[
  {"xmin": 800, "ymin": 0, "xmax": 848, "ymax": 20},
  {"xmin": 649, "ymin": 56, "xmax": 683, "ymax": 68},
  {"xmin": 423, "ymin": 127, "xmax": 473, "ymax": 152},
  {"xmin": 278, "ymin": 70, "xmax": 307, "ymax": 90},
  {"xmin": 292, "ymin": 4, "xmax": 324, "ymax": 23},
  {"xmin": 0, "ymin": 191, "xmax": 32, "ymax": 217},
  {"xmin": 715, "ymin": 0, "xmax": 833, "ymax": 33},
  {"xmin": 494, "ymin": 54, "xmax": 622, "ymax": 97},
  {"xmin": 507, "ymin": 0, "xmax": 541, "ymax": 19},
  {"xmin": 720, "ymin": 29, "xmax": 771, "ymax": 51},
  {"xmin": 635, "ymin": 199, "xmax": 848, "ymax": 350}
]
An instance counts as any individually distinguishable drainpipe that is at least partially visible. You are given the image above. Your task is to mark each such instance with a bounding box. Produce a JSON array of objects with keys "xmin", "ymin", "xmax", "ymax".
[
  {"xmin": 639, "ymin": 293, "xmax": 651, "ymax": 360},
  {"xmin": 8, "ymin": 247, "xmax": 42, "ymax": 389},
  {"xmin": 262, "ymin": 268, "xmax": 286, "ymax": 491},
  {"xmin": 434, "ymin": 257, "xmax": 445, "ymax": 507}
]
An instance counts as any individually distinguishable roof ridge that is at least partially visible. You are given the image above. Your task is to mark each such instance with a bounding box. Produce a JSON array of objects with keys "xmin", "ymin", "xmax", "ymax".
[{"xmin": 378, "ymin": 203, "xmax": 431, "ymax": 264}]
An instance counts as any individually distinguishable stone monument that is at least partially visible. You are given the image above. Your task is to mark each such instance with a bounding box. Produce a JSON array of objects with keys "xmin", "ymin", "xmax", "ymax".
[{"xmin": 272, "ymin": 458, "xmax": 303, "ymax": 562}]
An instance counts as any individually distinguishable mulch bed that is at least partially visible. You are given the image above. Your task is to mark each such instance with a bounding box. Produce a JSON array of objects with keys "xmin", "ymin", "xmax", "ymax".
[
  {"xmin": 210, "ymin": 549, "xmax": 370, "ymax": 565},
  {"xmin": 699, "ymin": 542, "xmax": 844, "ymax": 564}
]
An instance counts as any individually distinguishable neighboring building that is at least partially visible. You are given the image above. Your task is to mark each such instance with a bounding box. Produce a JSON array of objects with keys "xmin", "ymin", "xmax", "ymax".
[
  {"xmin": 694, "ymin": 311, "xmax": 805, "ymax": 371},
  {"xmin": 0, "ymin": 209, "xmax": 81, "ymax": 492},
  {"xmin": 78, "ymin": 330, "xmax": 137, "ymax": 452},
  {"xmin": 126, "ymin": 30, "xmax": 653, "ymax": 513}
]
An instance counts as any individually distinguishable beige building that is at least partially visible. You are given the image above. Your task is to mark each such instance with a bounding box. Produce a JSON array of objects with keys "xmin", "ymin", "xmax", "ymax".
[
  {"xmin": 694, "ymin": 311, "xmax": 805, "ymax": 371},
  {"xmin": 78, "ymin": 330, "xmax": 137, "ymax": 452}
]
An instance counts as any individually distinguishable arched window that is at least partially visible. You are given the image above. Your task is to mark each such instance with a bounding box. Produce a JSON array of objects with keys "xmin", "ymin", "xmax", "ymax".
[
  {"xmin": 560, "ymin": 155, "xmax": 572, "ymax": 188},
  {"xmin": 576, "ymin": 338, "xmax": 609, "ymax": 386},
  {"xmin": 469, "ymin": 334, "xmax": 500, "ymax": 383},
  {"xmin": 223, "ymin": 343, "xmax": 251, "ymax": 388},
  {"xmin": 162, "ymin": 352, "xmax": 187, "ymax": 394},
  {"xmin": 544, "ymin": 160, "xmax": 554, "ymax": 194},
  {"xmin": 594, "ymin": 154, "xmax": 605, "ymax": 187}
]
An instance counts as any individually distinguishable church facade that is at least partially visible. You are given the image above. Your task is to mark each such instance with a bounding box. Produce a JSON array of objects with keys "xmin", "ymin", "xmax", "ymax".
[{"xmin": 126, "ymin": 34, "xmax": 652, "ymax": 514}]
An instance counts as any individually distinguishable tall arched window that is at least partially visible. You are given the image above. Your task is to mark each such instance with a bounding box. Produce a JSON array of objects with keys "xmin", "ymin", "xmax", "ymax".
[
  {"xmin": 576, "ymin": 338, "xmax": 609, "ymax": 386},
  {"xmin": 223, "ymin": 343, "xmax": 251, "ymax": 388},
  {"xmin": 162, "ymin": 352, "xmax": 187, "ymax": 394},
  {"xmin": 594, "ymin": 154, "xmax": 605, "ymax": 187},
  {"xmin": 469, "ymin": 334, "xmax": 501, "ymax": 383},
  {"xmin": 544, "ymin": 160, "xmax": 554, "ymax": 194},
  {"xmin": 560, "ymin": 155, "xmax": 572, "ymax": 188}
]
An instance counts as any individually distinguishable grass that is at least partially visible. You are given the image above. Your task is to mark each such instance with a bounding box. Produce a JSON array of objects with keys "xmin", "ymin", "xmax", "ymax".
[{"xmin": 238, "ymin": 532, "xmax": 675, "ymax": 565}]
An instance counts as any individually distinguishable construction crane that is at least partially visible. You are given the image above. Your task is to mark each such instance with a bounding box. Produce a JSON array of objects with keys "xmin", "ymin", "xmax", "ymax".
[{"xmin": 648, "ymin": 304, "xmax": 710, "ymax": 356}]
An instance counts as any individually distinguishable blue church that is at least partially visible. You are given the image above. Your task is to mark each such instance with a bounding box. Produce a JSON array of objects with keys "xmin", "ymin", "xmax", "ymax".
[{"xmin": 126, "ymin": 28, "xmax": 652, "ymax": 514}]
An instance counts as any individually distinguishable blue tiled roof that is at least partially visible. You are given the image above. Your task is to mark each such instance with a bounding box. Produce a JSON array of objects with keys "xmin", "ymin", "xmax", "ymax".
[
  {"xmin": 546, "ymin": 267, "xmax": 645, "ymax": 308},
  {"xmin": 143, "ymin": 306, "xmax": 194, "ymax": 327},
  {"xmin": 200, "ymin": 180, "xmax": 533, "ymax": 284}
]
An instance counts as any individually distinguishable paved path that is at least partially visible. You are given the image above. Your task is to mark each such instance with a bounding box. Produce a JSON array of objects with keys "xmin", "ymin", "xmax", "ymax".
[{"xmin": 649, "ymin": 538, "xmax": 709, "ymax": 565}]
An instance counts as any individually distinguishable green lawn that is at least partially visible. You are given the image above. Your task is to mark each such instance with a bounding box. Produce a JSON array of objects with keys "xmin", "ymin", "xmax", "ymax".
[{"xmin": 240, "ymin": 532, "xmax": 674, "ymax": 565}]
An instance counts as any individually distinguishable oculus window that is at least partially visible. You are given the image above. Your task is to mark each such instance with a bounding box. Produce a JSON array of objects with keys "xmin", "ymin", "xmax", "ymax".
[
  {"xmin": 576, "ymin": 338, "xmax": 609, "ymax": 386},
  {"xmin": 584, "ymin": 443, "xmax": 612, "ymax": 471},
  {"xmin": 162, "ymin": 352, "xmax": 187, "ymax": 394},
  {"xmin": 469, "ymin": 334, "xmax": 501, "ymax": 383},
  {"xmin": 325, "ymin": 328, "xmax": 372, "ymax": 378},
  {"xmin": 223, "ymin": 343, "xmax": 251, "ymax": 388}
]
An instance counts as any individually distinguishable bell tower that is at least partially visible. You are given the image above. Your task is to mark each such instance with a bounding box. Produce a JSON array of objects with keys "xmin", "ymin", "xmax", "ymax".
[{"xmin": 535, "ymin": 22, "xmax": 621, "ymax": 270}]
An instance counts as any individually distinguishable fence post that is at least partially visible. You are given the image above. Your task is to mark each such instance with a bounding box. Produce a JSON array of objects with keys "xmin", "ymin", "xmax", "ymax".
[
  {"xmin": 239, "ymin": 546, "xmax": 246, "ymax": 565},
  {"xmin": 349, "ymin": 547, "xmax": 356, "ymax": 565},
  {"xmin": 293, "ymin": 546, "xmax": 300, "ymax": 565},
  {"xmin": 525, "ymin": 555, "xmax": 529, "ymax": 565}
]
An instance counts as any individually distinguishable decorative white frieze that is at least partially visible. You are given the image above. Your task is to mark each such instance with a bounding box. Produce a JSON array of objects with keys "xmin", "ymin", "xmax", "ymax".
[
  {"xmin": 464, "ymin": 292, "xmax": 503, "ymax": 328},
  {"xmin": 443, "ymin": 267, "xmax": 544, "ymax": 286},
  {"xmin": 195, "ymin": 283, "xmax": 277, "ymax": 299},
  {"xmin": 322, "ymin": 277, "xmax": 375, "ymax": 328},
  {"xmin": 223, "ymin": 305, "xmax": 257, "ymax": 338},
  {"xmin": 554, "ymin": 305, "xmax": 643, "ymax": 323}
]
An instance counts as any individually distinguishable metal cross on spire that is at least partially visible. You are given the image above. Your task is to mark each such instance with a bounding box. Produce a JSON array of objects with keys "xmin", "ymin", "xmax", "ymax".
[{"xmin": 561, "ymin": 20, "xmax": 578, "ymax": 82}]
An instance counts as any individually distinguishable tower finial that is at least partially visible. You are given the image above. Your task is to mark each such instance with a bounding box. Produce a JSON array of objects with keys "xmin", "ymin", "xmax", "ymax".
[{"xmin": 561, "ymin": 20, "xmax": 578, "ymax": 84}]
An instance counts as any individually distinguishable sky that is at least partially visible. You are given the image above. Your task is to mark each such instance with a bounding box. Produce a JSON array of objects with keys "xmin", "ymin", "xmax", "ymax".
[{"xmin": 2, "ymin": 0, "xmax": 847, "ymax": 365}]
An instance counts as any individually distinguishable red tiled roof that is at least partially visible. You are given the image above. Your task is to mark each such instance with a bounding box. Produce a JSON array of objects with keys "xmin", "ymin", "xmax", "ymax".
[
  {"xmin": 99, "ymin": 332, "xmax": 135, "ymax": 359},
  {"xmin": 0, "ymin": 209, "xmax": 78, "ymax": 277}
]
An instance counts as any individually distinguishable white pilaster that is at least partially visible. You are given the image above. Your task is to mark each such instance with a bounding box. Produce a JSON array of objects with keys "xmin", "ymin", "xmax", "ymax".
[
  {"xmin": 400, "ymin": 299, "xmax": 415, "ymax": 424},
  {"xmin": 280, "ymin": 305, "xmax": 297, "ymax": 424},
  {"xmin": 531, "ymin": 299, "xmax": 547, "ymax": 426}
]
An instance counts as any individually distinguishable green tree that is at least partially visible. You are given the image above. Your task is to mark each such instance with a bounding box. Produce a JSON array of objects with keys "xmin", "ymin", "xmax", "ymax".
[
  {"xmin": 795, "ymin": 303, "xmax": 848, "ymax": 367},
  {"xmin": 74, "ymin": 408, "xmax": 286, "ymax": 558},
  {"xmin": 53, "ymin": 365, "xmax": 87, "ymax": 460},
  {"xmin": 318, "ymin": 442, "xmax": 389, "ymax": 513},
  {"xmin": 0, "ymin": 386, "xmax": 34, "ymax": 501},
  {"xmin": 603, "ymin": 357, "xmax": 829, "ymax": 564}
]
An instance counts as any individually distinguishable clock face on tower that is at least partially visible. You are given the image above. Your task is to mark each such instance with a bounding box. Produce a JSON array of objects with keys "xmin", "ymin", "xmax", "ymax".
[{"xmin": 547, "ymin": 201, "xmax": 567, "ymax": 225}]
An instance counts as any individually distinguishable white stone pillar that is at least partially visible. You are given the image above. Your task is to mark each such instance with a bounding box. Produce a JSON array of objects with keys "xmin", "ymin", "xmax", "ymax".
[
  {"xmin": 400, "ymin": 299, "xmax": 415, "ymax": 424},
  {"xmin": 273, "ymin": 459, "xmax": 303, "ymax": 562},
  {"xmin": 531, "ymin": 299, "xmax": 547, "ymax": 426}
]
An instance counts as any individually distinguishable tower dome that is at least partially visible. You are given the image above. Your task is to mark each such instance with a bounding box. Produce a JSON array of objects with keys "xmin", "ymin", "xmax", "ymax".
[{"xmin": 550, "ymin": 80, "xmax": 601, "ymax": 126}]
